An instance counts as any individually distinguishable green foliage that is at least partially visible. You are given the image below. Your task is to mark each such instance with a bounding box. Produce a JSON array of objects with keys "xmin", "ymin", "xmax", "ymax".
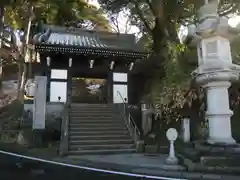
[
  {"xmin": 4, "ymin": 0, "xmax": 110, "ymax": 30},
  {"xmin": 150, "ymin": 42, "xmax": 195, "ymax": 119},
  {"xmin": 99, "ymin": 0, "xmax": 240, "ymax": 127}
]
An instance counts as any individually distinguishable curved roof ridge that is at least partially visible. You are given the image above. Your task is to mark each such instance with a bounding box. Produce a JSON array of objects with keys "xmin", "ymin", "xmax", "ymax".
[{"xmin": 40, "ymin": 24, "xmax": 136, "ymax": 39}]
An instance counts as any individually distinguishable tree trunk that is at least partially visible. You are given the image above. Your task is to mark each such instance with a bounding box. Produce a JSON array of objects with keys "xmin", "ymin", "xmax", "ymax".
[
  {"xmin": 28, "ymin": 50, "xmax": 32, "ymax": 79},
  {"xmin": 0, "ymin": 6, "xmax": 4, "ymax": 94},
  {"xmin": 17, "ymin": 5, "xmax": 34, "ymax": 103},
  {"xmin": 17, "ymin": 62, "xmax": 22, "ymax": 98},
  {"xmin": 152, "ymin": 25, "xmax": 165, "ymax": 55},
  {"xmin": 18, "ymin": 61, "xmax": 27, "ymax": 103}
]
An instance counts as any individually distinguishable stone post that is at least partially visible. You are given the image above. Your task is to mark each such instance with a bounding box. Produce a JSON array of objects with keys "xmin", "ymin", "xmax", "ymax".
[
  {"xmin": 33, "ymin": 76, "xmax": 47, "ymax": 130},
  {"xmin": 185, "ymin": 0, "xmax": 240, "ymax": 145},
  {"xmin": 181, "ymin": 118, "xmax": 190, "ymax": 143}
]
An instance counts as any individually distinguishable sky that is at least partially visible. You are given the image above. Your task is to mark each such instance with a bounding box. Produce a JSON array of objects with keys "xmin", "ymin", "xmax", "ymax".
[
  {"xmin": 229, "ymin": 16, "xmax": 240, "ymax": 27},
  {"xmin": 88, "ymin": 0, "xmax": 139, "ymax": 35}
]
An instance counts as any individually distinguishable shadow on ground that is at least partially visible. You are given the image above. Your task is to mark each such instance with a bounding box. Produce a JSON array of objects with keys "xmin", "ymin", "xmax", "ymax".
[{"xmin": 0, "ymin": 150, "xmax": 176, "ymax": 180}]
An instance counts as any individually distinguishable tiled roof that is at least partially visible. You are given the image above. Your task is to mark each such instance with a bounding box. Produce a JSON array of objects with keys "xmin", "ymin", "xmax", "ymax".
[
  {"xmin": 33, "ymin": 25, "xmax": 147, "ymax": 58},
  {"xmin": 46, "ymin": 33, "xmax": 108, "ymax": 48}
]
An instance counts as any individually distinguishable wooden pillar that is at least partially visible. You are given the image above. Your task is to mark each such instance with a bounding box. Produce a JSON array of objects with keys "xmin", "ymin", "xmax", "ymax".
[
  {"xmin": 107, "ymin": 71, "xmax": 113, "ymax": 103},
  {"xmin": 67, "ymin": 58, "xmax": 72, "ymax": 103},
  {"xmin": 45, "ymin": 56, "xmax": 51, "ymax": 102}
]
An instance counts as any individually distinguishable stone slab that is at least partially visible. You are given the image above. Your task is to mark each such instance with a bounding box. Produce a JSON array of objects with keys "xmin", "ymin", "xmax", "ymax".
[
  {"xmin": 78, "ymin": 153, "xmax": 185, "ymax": 171},
  {"xmin": 65, "ymin": 153, "xmax": 240, "ymax": 179}
]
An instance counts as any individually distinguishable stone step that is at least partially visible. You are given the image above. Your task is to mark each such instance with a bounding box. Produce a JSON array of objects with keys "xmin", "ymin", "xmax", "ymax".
[
  {"xmin": 71, "ymin": 105, "xmax": 115, "ymax": 109},
  {"xmin": 70, "ymin": 117, "xmax": 117, "ymax": 120},
  {"xmin": 70, "ymin": 109, "xmax": 116, "ymax": 113},
  {"xmin": 71, "ymin": 103, "xmax": 114, "ymax": 106},
  {"xmin": 68, "ymin": 111, "xmax": 116, "ymax": 116},
  {"xmin": 180, "ymin": 155, "xmax": 240, "ymax": 175},
  {"xmin": 70, "ymin": 118, "xmax": 118, "ymax": 121},
  {"xmin": 69, "ymin": 134, "xmax": 131, "ymax": 141},
  {"xmin": 69, "ymin": 130, "xmax": 129, "ymax": 136},
  {"xmin": 200, "ymin": 155, "xmax": 240, "ymax": 166},
  {"xmin": 70, "ymin": 109, "xmax": 116, "ymax": 112},
  {"xmin": 69, "ymin": 126, "xmax": 127, "ymax": 132},
  {"xmin": 69, "ymin": 122, "xmax": 124, "ymax": 127},
  {"xmin": 70, "ymin": 113, "xmax": 116, "ymax": 117},
  {"xmin": 69, "ymin": 119, "xmax": 122, "ymax": 124},
  {"xmin": 70, "ymin": 106, "xmax": 115, "ymax": 109},
  {"xmin": 70, "ymin": 118, "xmax": 120, "ymax": 122},
  {"xmin": 68, "ymin": 148, "xmax": 136, "ymax": 155},
  {"xmin": 70, "ymin": 109, "xmax": 115, "ymax": 112},
  {"xmin": 68, "ymin": 111, "xmax": 118, "ymax": 115},
  {"xmin": 69, "ymin": 143, "xmax": 135, "ymax": 151},
  {"xmin": 71, "ymin": 105, "xmax": 115, "ymax": 107},
  {"xmin": 66, "ymin": 103, "xmax": 133, "ymax": 155},
  {"xmin": 69, "ymin": 139, "xmax": 133, "ymax": 146},
  {"xmin": 194, "ymin": 141, "xmax": 240, "ymax": 155},
  {"xmin": 70, "ymin": 117, "xmax": 117, "ymax": 121},
  {"xmin": 69, "ymin": 124, "xmax": 125, "ymax": 129}
]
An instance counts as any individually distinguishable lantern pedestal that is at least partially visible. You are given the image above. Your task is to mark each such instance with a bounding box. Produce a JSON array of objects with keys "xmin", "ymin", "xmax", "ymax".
[{"xmin": 196, "ymin": 72, "xmax": 238, "ymax": 145}]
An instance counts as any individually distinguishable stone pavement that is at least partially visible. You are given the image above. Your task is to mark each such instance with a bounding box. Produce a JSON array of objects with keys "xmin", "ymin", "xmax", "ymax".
[
  {"xmin": 0, "ymin": 143, "xmax": 240, "ymax": 179},
  {"xmin": 0, "ymin": 151, "xmax": 140, "ymax": 180},
  {"xmin": 55, "ymin": 153, "xmax": 240, "ymax": 180},
  {"xmin": 73, "ymin": 154, "xmax": 184, "ymax": 171}
]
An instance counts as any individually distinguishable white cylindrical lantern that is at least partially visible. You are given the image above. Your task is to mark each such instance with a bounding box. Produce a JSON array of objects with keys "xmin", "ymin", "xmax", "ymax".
[
  {"xmin": 90, "ymin": 60, "xmax": 94, "ymax": 68},
  {"xmin": 46, "ymin": 56, "xmax": 51, "ymax": 66},
  {"xmin": 69, "ymin": 58, "xmax": 72, "ymax": 67},
  {"xmin": 36, "ymin": 52, "xmax": 40, "ymax": 62},
  {"xmin": 110, "ymin": 61, "xmax": 115, "ymax": 70},
  {"xmin": 129, "ymin": 62, "xmax": 134, "ymax": 71}
]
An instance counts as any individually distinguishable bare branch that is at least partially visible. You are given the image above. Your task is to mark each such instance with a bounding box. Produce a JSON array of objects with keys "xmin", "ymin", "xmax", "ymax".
[
  {"xmin": 132, "ymin": 1, "xmax": 152, "ymax": 34},
  {"xmin": 111, "ymin": 13, "xmax": 121, "ymax": 33},
  {"xmin": 219, "ymin": 4, "xmax": 239, "ymax": 17},
  {"xmin": 124, "ymin": 17, "xmax": 132, "ymax": 33},
  {"xmin": 145, "ymin": 0, "xmax": 155, "ymax": 15}
]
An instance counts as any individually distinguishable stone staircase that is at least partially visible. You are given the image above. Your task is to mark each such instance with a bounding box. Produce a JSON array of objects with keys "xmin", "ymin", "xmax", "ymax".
[{"xmin": 68, "ymin": 103, "xmax": 135, "ymax": 155}]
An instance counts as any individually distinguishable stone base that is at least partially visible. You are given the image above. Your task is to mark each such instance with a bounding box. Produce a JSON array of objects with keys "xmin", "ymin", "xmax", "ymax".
[
  {"xmin": 207, "ymin": 137, "xmax": 236, "ymax": 145},
  {"xmin": 194, "ymin": 140, "xmax": 240, "ymax": 155},
  {"xmin": 178, "ymin": 141, "xmax": 240, "ymax": 175},
  {"xmin": 136, "ymin": 140, "xmax": 145, "ymax": 153},
  {"xmin": 165, "ymin": 156, "xmax": 179, "ymax": 165}
]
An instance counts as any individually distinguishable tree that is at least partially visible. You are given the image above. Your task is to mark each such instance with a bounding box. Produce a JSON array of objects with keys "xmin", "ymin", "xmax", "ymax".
[
  {"xmin": 99, "ymin": 0, "xmax": 240, "ymax": 54},
  {"xmin": 0, "ymin": 5, "xmax": 4, "ymax": 87},
  {"xmin": 1, "ymin": 0, "xmax": 110, "ymax": 102},
  {"xmin": 99, "ymin": 0, "xmax": 240, "ymax": 139},
  {"xmin": 99, "ymin": 0, "xmax": 240, "ymax": 86},
  {"xmin": 4, "ymin": 0, "xmax": 110, "ymax": 30}
]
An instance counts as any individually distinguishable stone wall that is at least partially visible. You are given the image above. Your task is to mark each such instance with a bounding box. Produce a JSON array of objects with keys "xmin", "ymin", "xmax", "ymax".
[
  {"xmin": 0, "ymin": 100, "xmax": 23, "ymax": 142},
  {"xmin": 24, "ymin": 102, "xmax": 64, "ymax": 131}
]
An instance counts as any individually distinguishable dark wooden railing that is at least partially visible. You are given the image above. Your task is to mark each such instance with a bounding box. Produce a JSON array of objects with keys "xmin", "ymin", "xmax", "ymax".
[{"xmin": 116, "ymin": 91, "xmax": 141, "ymax": 146}]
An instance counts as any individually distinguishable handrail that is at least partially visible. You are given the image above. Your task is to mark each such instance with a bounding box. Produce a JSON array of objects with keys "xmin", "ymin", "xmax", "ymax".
[
  {"xmin": 116, "ymin": 91, "xmax": 141, "ymax": 144},
  {"xmin": 117, "ymin": 91, "xmax": 126, "ymax": 103}
]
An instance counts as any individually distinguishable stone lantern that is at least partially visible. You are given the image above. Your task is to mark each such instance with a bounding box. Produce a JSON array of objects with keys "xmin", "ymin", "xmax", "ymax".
[{"xmin": 185, "ymin": 0, "xmax": 240, "ymax": 145}]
